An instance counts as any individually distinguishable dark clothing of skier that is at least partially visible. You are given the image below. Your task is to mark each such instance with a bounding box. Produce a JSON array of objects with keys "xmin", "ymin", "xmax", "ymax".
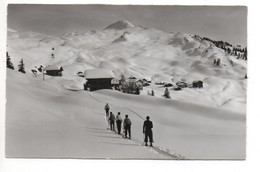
[
  {"xmin": 104, "ymin": 103, "xmax": 110, "ymax": 116},
  {"xmin": 143, "ymin": 116, "xmax": 153, "ymax": 146},
  {"xmin": 109, "ymin": 112, "xmax": 115, "ymax": 131},
  {"xmin": 116, "ymin": 113, "xmax": 123, "ymax": 134},
  {"xmin": 123, "ymin": 115, "xmax": 132, "ymax": 139},
  {"xmin": 104, "ymin": 103, "xmax": 110, "ymax": 128}
]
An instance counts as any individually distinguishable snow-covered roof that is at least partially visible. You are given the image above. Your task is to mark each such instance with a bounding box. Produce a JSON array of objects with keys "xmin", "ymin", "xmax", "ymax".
[
  {"xmin": 84, "ymin": 69, "xmax": 115, "ymax": 79},
  {"xmin": 44, "ymin": 65, "xmax": 62, "ymax": 71},
  {"xmin": 111, "ymin": 79, "xmax": 120, "ymax": 84}
]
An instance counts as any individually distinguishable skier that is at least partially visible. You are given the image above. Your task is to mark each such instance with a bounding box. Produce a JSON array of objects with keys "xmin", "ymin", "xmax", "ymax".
[
  {"xmin": 116, "ymin": 112, "xmax": 123, "ymax": 134},
  {"xmin": 143, "ymin": 116, "xmax": 153, "ymax": 146},
  {"xmin": 104, "ymin": 103, "xmax": 110, "ymax": 116},
  {"xmin": 108, "ymin": 112, "xmax": 115, "ymax": 131},
  {"xmin": 123, "ymin": 115, "xmax": 132, "ymax": 139},
  {"xmin": 104, "ymin": 103, "xmax": 110, "ymax": 128}
]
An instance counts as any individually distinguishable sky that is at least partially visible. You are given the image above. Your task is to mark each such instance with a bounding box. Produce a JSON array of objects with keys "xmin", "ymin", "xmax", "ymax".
[{"xmin": 7, "ymin": 4, "xmax": 247, "ymax": 47}]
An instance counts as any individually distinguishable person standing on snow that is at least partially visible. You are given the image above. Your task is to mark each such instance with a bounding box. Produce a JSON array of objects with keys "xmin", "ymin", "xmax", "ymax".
[
  {"xmin": 104, "ymin": 103, "xmax": 110, "ymax": 116},
  {"xmin": 104, "ymin": 103, "xmax": 110, "ymax": 127},
  {"xmin": 108, "ymin": 112, "xmax": 115, "ymax": 131},
  {"xmin": 116, "ymin": 112, "xmax": 123, "ymax": 134},
  {"xmin": 143, "ymin": 116, "xmax": 153, "ymax": 146},
  {"xmin": 123, "ymin": 115, "xmax": 132, "ymax": 139}
]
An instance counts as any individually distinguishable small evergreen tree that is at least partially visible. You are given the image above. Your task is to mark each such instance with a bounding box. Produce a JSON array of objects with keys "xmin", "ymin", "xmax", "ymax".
[
  {"xmin": 6, "ymin": 52, "xmax": 14, "ymax": 70},
  {"xmin": 213, "ymin": 59, "xmax": 217, "ymax": 65},
  {"xmin": 135, "ymin": 87, "xmax": 140, "ymax": 95},
  {"xmin": 237, "ymin": 53, "xmax": 241, "ymax": 59},
  {"xmin": 38, "ymin": 65, "xmax": 43, "ymax": 72},
  {"xmin": 227, "ymin": 48, "xmax": 231, "ymax": 54},
  {"xmin": 151, "ymin": 90, "xmax": 155, "ymax": 96},
  {"xmin": 18, "ymin": 59, "xmax": 26, "ymax": 73},
  {"xmin": 163, "ymin": 88, "xmax": 170, "ymax": 99},
  {"xmin": 119, "ymin": 74, "xmax": 126, "ymax": 85},
  {"xmin": 119, "ymin": 74, "xmax": 127, "ymax": 93},
  {"xmin": 243, "ymin": 47, "xmax": 247, "ymax": 60},
  {"xmin": 216, "ymin": 58, "xmax": 221, "ymax": 66}
]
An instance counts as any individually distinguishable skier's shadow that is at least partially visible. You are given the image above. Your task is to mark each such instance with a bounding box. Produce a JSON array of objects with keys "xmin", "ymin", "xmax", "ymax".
[
  {"xmin": 94, "ymin": 135, "xmax": 122, "ymax": 139},
  {"xmin": 86, "ymin": 127, "xmax": 116, "ymax": 134},
  {"xmin": 101, "ymin": 141, "xmax": 139, "ymax": 147}
]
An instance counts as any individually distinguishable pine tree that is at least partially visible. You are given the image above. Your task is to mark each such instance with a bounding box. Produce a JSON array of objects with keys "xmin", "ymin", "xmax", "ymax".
[
  {"xmin": 163, "ymin": 88, "xmax": 170, "ymax": 99},
  {"xmin": 119, "ymin": 74, "xmax": 127, "ymax": 93},
  {"xmin": 18, "ymin": 59, "xmax": 26, "ymax": 73},
  {"xmin": 135, "ymin": 87, "xmax": 140, "ymax": 95},
  {"xmin": 151, "ymin": 90, "xmax": 155, "ymax": 96},
  {"xmin": 243, "ymin": 47, "xmax": 247, "ymax": 60},
  {"xmin": 227, "ymin": 48, "xmax": 231, "ymax": 54},
  {"xmin": 216, "ymin": 58, "xmax": 221, "ymax": 66},
  {"xmin": 6, "ymin": 52, "xmax": 14, "ymax": 70},
  {"xmin": 119, "ymin": 74, "xmax": 126, "ymax": 84}
]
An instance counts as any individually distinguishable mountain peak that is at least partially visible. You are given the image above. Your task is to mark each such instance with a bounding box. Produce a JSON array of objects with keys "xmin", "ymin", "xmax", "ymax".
[{"xmin": 104, "ymin": 20, "xmax": 134, "ymax": 30}]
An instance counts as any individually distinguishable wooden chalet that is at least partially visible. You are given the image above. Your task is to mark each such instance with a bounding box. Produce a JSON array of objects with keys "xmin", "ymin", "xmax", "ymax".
[
  {"xmin": 44, "ymin": 65, "xmax": 63, "ymax": 76},
  {"xmin": 84, "ymin": 69, "xmax": 115, "ymax": 91}
]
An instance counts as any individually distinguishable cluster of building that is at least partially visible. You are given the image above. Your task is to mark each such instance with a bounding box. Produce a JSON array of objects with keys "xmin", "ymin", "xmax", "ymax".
[
  {"xmin": 83, "ymin": 69, "xmax": 143, "ymax": 93},
  {"xmin": 43, "ymin": 65, "xmax": 203, "ymax": 92}
]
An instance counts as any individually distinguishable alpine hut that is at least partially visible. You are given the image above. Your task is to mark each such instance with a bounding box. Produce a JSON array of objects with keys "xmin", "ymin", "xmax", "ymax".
[
  {"xmin": 44, "ymin": 65, "xmax": 63, "ymax": 76},
  {"xmin": 84, "ymin": 69, "xmax": 115, "ymax": 91}
]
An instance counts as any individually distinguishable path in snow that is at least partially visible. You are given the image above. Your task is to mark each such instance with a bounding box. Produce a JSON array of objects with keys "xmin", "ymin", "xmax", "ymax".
[{"xmin": 88, "ymin": 91, "xmax": 184, "ymax": 159}]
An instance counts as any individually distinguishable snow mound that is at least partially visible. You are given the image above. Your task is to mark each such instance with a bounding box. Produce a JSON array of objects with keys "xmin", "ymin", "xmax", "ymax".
[{"xmin": 104, "ymin": 20, "xmax": 134, "ymax": 30}]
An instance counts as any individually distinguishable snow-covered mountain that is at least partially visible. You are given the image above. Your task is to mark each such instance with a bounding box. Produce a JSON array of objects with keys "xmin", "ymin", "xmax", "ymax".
[
  {"xmin": 6, "ymin": 20, "xmax": 247, "ymax": 159},
  {"xmin": 7, "ymin": 20, "xmax": 247, "ymax": 110}
]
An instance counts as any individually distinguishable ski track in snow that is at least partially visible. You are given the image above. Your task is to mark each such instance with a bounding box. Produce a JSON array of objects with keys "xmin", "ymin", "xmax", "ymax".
[{"xmin": 88, "ymin": 91, "xmax": 185, "ymax": 159}]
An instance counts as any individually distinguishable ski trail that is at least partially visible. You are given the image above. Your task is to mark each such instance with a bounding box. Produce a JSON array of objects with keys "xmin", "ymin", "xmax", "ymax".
[
  {"xmin": 129, "ymin": 135, "xmax": 185, "ymax": 159},
  {"xmin": 88, "ymin": 92, "xmax": 102, "ymax": 103},
  {"xmin": 125, "ymin": 107, "xmax": 145, "ymax": 120},
  {"xmin": 88, "ymin": 91, "xmax": 185, "ymax": 159},
  {"xmin": 107, "ymin": 128, "xmax": 184, "ymax": 159}
]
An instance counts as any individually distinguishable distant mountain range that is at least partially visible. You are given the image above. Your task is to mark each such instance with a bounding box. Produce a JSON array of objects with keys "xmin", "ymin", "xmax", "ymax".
[{"xmin": 7, "ymin": 19, "xmax": 247, "ymax": 83}]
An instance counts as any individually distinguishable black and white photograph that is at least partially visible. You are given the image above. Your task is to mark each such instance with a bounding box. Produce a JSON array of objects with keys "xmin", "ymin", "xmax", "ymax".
[
  {"xmin": 2, "ymin": 0, "xmax": 260, "ymax": 171},
  {"xmin": 4, "ymin": 4, "xmax": 248, "ymax": 161}
]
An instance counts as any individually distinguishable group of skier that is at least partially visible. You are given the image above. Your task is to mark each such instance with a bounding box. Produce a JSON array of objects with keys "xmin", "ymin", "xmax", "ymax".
[{"xmin": 104, "ymin": 103, "xmax": 153, "ymax": 146}]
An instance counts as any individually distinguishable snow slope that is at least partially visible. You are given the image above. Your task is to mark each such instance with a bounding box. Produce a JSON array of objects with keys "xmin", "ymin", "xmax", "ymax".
[
  {"xmin": 6, "ymin": 20, "xmax": 247, "ymax": 159},
  {"xmin": 6, "ymin": 70, "xmax": 171, "ymax": 159},
  {"xmin": 6, "ymin": 69, "xmax": 245, "ymax": 159}
]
